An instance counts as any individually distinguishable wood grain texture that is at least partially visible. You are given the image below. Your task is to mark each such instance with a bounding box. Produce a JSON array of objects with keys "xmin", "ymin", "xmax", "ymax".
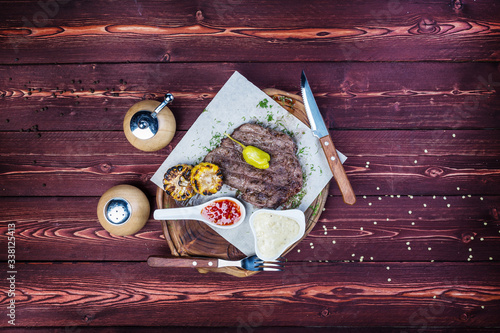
[
  {"xmin": 1, "ymin": 262, "xmax": 498, "ymax": 327},
  {"xmin": 0, "ymin": 0, "xmax": 499, "ymax": 329},
  {"xmin": 2, "ymin": 328, "xmax": 497, "ymax": 333},
  {"xmin": 0, "ymin": 1, "xmax": 499, "ymax": 63},
  {"xmin": 1, "ymin": 62, "xmax": 499, "ymax": 131},
  {"xmin": 1, "ymin": 195, "xmax": 498, "ymax": 262},
  {"xmin": 1, "ymin": 130, "xmax": 498, "ymax": 197}
]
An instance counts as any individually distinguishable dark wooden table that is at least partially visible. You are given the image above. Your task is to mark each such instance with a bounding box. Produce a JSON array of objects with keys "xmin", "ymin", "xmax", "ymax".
[{"xmin": 1, "ymin": 1, "xmax": 499, "ymax": 331}]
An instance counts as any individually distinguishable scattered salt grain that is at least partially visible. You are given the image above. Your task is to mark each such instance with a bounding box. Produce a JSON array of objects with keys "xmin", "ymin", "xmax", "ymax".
[
  {"xmin": 388, "ymin": 278, "xmax": 392, "ymax": 282},
  {"xmin": 428, "ymin": 247, "xmax": 432, "ymax": 251},
  {"xmin": 408, "ymin": 210, "xmax": 412, "ymax": 214}
]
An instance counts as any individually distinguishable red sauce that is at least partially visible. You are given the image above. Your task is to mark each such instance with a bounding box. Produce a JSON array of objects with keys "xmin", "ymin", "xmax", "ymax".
[{"xmin": 201, "ymin": 199, "xmax": 242, "ymax": 226}]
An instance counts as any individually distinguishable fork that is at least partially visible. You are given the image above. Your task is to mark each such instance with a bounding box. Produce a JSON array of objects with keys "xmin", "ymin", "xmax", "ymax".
[{"xmin": 147, "ymin": 255, "xmax": 285, "ymax": 271}]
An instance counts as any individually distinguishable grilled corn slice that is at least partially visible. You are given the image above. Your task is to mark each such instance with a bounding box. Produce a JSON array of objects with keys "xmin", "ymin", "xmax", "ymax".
[
  {"xmin": 163, "ymin": 164, "xmax": 195, "ymax": 201},
  {"xmin": 191, "ymin": 162, "xmax": 223, "ymax": 196}
]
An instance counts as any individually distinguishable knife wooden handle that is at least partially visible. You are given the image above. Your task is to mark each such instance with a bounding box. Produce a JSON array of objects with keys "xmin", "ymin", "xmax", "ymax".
[
  {"xmin": 319, "ymin": 136, "xmax": 356, "ymax": 205},
  {"xmin": 147, "ymin": 256, "xmax": 218, "ymax": 268}
]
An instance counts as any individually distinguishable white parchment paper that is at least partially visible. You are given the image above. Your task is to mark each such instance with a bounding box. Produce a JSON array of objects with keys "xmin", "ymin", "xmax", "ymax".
[{"xmin": 151, "ymin": 71, "xmax": 346, "ymax": 256}]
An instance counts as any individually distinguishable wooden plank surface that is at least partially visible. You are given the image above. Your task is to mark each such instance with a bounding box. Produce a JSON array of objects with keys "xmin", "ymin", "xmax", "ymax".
[
  {"xmin": 1, "ymin": 130, "xmax": 499, "ymax": 197},
  {"xmin": 0, "ymin": 0, "xmax": 499, "ymax": 330},
  {"xmin": 5, "ymin": 262, "xmax": 500, "ymax": 327},
  {"xmin": 0, "ymin": 1, "xmax": 499, "ymax": 63},
  {"xmin": 0, "ymin": 195, "xmax": 498, "ymax": 262},
  {"xmin": 1, "ymin": 62, "xmax": 499, "ymax": 131}
]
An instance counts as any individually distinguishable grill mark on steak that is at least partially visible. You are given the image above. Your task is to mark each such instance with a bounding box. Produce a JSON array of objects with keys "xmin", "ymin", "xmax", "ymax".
[{"xmin": 204, "ymin": 123, "xmax": 303, "ymax": 209}]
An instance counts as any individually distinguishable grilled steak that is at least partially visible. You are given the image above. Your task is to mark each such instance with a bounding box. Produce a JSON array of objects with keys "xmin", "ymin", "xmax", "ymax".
[{"xmin": 204, "ymin": 123, "xmax": 303, "ymax": 208}]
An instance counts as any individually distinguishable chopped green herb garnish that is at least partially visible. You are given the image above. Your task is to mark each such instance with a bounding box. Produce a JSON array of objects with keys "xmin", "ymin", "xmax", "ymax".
[{"xmin": 257, "ymin": 98, "xmax": 269, "ymax": 108}]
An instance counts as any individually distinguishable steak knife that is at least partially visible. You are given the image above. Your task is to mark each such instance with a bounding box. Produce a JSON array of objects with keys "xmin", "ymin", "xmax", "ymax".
[{"xmin": 300, "ymin": 71, "xmax": 356, "ymax": 205}]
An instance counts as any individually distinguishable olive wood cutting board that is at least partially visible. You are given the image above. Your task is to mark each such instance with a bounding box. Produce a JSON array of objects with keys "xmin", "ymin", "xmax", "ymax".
[{"xmin": 155, "ymin": 88, "xmax": 330, "ymax": 277}]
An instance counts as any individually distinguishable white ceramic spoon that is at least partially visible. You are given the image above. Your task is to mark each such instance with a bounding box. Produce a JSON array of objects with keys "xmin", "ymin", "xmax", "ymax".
[{"xmin": 153, "ymin": 196, "xmax": 246, "ymax": 229}]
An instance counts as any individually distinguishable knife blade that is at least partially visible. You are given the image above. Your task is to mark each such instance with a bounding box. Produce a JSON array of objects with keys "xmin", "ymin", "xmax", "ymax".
[{"xmin": 301, "ymin": 71, "xmax": 356, "ymax": 205}]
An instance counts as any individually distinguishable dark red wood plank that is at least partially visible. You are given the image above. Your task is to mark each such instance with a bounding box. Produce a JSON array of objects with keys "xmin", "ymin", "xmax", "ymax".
[
  {"xmin": 1, "ymin": 262, "xmax": 499, "ymax": 327},
  {"xmin": 1, "ymin": 129, "xmax": 498, "ymax": 197},
  {"xmin": 1, "ymin": 328, "xmax": 497, "ymax": 333},
  {"xmin": 0, "ymin": 1, "xmax": 499, "ymax": 63},
  {"xmin": 1, "ymin": 196, "xmax": 498, "ymax": 262},
  {"xmin": 1, "ymin": 62, "xmax": 499, "ymax": 131}
]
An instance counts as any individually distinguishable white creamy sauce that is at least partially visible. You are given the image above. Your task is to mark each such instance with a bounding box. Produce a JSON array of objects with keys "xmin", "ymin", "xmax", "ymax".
[{"xmin": 253, "ymin": 212, "xmax": 300, "ymax": 258}]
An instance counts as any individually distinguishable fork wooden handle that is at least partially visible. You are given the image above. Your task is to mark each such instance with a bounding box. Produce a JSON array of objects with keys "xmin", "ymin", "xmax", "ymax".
[
  {"xmin": 147, "ymin": 256, "xmax": 218, "ymax": 268},
  {"xmin": 319, "ymin": 135, "xmax": 356, "ymax": 205}
]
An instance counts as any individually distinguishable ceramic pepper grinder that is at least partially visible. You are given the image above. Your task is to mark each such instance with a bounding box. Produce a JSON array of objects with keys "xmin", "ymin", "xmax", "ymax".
[
  {"xmin": 97, "ymin": 185, "xmax": 150, "ymax": 236},
  {"xmin": 123, "ymin": 93, "xmax": 176, "ymax": 152}
]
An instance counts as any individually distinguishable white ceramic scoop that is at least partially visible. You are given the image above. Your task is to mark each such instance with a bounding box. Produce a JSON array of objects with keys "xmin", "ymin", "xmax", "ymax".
[{"xmin": 153, "ymin": 196, "xmax": 246, "ymax": 229}]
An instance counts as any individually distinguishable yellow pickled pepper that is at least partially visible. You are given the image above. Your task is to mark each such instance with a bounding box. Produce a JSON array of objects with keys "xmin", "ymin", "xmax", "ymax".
[{"xmin": 224, "ymin": 132, "xmax": 270, "ymax": 169}]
